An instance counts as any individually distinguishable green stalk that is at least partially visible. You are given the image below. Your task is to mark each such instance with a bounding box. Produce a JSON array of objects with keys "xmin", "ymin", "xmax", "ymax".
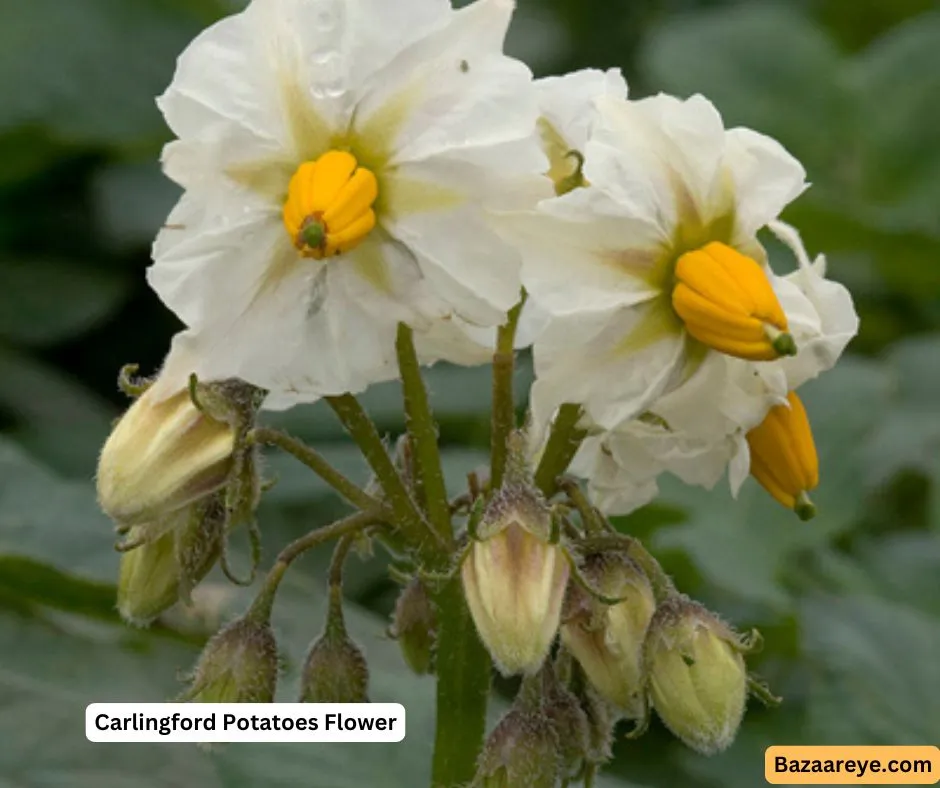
[
  {"xmin": 534, "ymin": 403, "xmax": 586, "ymax": 496},
  {"xmin": 490, "ymin": 299, "xmax": 524, "ymax": 490},
  {"xmin": 327, "ymin": 394, "xmax": 443, "ymax": 559},
  {"xmin": 431, "ymin": 577, "xmax": 492, "ymax": 787},
  {"xmin": 395, "ymin": 324, "xmax": 452, "ymax": 546},
  {"xmin": 249, "ymin": 426, "xmax": 381, "ymax": 512}
]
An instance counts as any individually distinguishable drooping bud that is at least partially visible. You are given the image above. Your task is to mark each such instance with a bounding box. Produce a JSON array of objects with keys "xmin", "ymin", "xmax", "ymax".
[
  {"xmin": 541, "ymin": 664, "xmax": 591, "ymax": 779},
  {"xmin": 116, "ymin": 493, "xmax": 227, "ymax": 626},
  {"xmin": 390, "ymin": 577, "xmax": 437, "ymax": 675},
  {"xmin": 645, "ymin": 598, "xmax": 748, "ymax": 755},
  {"xmin": 300, "ymin": 604, "xmax": 370, "ymax": 703},
  {"xmin": 672, "ymin": 242, "xmax": 797, "ymax": 361},
  {"xmin": 746, "ymin": 391, "xmax": 819, "ymax": 520},
  {"xmin": 473, "ymin": 676, "xmax": 562, "ymax": 788},
  {"xmin": 461, "ymin": 449, "xmax": 569, "ymax": 675},
  {"xmin": 182, "ymin": 614, "xmax": 278, "ymax": 703},
  {"xmin": 117, "ymin": 520, "xmax": 183, "ymax": 626},
  {"xmin": 97, "ymin": 384, "xmax": 235, "ymax": 526},
  {"xmin": 561, "ymin": 552, "xmax": 656, "ymax": 717}
]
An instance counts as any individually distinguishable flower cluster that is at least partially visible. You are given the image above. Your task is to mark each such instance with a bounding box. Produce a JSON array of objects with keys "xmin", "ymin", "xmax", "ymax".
[{"xmin": 94, "ymin": 0, "xmax": 859, "ymax": 780}]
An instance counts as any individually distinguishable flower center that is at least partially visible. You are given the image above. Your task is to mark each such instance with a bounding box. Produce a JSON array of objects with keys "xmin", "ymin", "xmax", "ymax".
[
  {"xmin": 282, "ymin": 150, "xmax": 378, "ymax": 260},
  {"xmin": 671, "ymin": 242, "xmax": 797, "ymax": 361},
  {"xmin": 746, "ymin": 391, "xmax": 819, "ymax": 520}
]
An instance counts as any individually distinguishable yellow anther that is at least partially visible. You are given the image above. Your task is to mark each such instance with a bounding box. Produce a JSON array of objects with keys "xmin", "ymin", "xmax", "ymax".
[
  {"xmin": 746, "ymin": 392, "xmax": 819, "ymax": 520},
  {"xmin": 672, "ymin": 242, "xmax": 797, "ymax": 361},
  {"xmin": 283, "ymin": 150, "xmax": 378, "ymax": 259}
]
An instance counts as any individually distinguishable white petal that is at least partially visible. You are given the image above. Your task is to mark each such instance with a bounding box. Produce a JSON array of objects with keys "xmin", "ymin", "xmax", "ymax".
[
  {"xmin": 586, "ymin": 93, "xmax": 727, "ymax": 230},
  {"xmin": 725, "ymin": 128, "xmax": 807, "ymax": 240},
  {"xmin": 531, "ymin": 303, "xmax": 687, "ymax": 430},
  {"xmin": 500, "ymin": 202, "xmax": 662, "ymax": 317},
  {"xmin": 536, "ymin": 68, "xmax": 628, "ymax": 153}
]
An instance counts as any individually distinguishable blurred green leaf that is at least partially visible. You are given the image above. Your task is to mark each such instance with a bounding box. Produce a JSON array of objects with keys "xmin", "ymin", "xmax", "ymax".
[
  {"xmin": 640, "ymin": 3, "xmax": 850, "ymax": 181},
  {"xmin": 0, "ymin": 0, "xmax": 212, "ymax": 150},
  {"xmin": 92, "ymin": 161, "xmax": 179, "ymax": 252},
  {"xmin": 802, "ymin": 594, "xmax": 940, "ymax": 743},
  {"xmin": 0, "ymin": 258, "xmax": 130, "ymax": 346},
  {"xmin": 651, "ymin": 358, "xmax": 893, "ymax": 610},
  {"xmin": 851, "ymin": 13, "xmax": 940, "ymax": 239},
  {"xmin": 0, "ymin": 346, "xmax": 117, "ymax": 477}
]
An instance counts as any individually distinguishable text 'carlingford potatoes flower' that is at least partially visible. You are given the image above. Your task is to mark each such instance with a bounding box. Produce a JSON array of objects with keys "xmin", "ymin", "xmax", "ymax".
[{"xmin": 148, "ymin": 0, "xmax": 546, "ymax": 407}]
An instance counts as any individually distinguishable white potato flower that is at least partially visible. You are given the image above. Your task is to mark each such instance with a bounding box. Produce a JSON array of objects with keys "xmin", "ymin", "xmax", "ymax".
[
  {"xmin": 507, "ymin": 90, "xmax": 839, "ymax": 432},
  {"xmin": 571, "ymin": 224, "xmax": 858, "ymax": 519},
  {"xmin": 147, "ymin": 0, "xmax": 546, "ymax": 407}
]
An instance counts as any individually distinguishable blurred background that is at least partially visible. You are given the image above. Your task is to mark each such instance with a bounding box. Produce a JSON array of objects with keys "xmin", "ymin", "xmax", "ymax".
[{"xmin": 1, "ymin": 0, "xmax": 938, "ymax": 785}]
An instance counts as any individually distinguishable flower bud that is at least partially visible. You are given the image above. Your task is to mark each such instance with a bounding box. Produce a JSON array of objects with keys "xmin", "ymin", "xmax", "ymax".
[
  {"xmin": 116, "ymin": 495, "xmax": 226, "ymax": 626},
  {"xmin": 97, "ymin": 384, "xmax": 234, "ymax": 527},
  {"xmin": 561, "ymin": 553, "xmax": 655, "ymax": 717},
  {"xmin": 184, "ymin": 615, "xmax": 278, "ymax": 703},
  {"xmin": 300, "ymin": 624, "xmax": 370, "ymax": 703},
  {"xmin": 645, "ymin": 599, "xmax": 747, "ymax": 755},
  {"xmin": 390, "ymin": 578, "xmax": 437, "ymax": 675},
  {"xmin": 474, "ymin": 686, "xmax": 561, "ymax": 788},
  {"xmin": 462, "ymin": 480, "xmax": 569, "ymax": 675},
  {"xmin": 542, "ymin": 670, "xmax": 591, "ymax": 778}
]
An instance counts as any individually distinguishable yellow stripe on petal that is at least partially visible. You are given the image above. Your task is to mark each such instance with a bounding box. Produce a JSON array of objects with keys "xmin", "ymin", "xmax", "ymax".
[
  {"xmin": 672, "ymin": 242, "xmax": 797, "ymax": 361},
  {"xmin": 282, "ymin": 151, "xmax": 378, "ymax": 260},
  {"xmin": 746, "ymin": 392, "xmax": 819, "ymax": 520}
]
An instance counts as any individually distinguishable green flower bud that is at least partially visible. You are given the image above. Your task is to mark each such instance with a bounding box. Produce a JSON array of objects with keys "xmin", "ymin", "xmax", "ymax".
[
  {"xmin": 462, "ymin": 480, "xmax": 568, "ymax": 675},
  {"xmin": 474, "ymin": 682, "xmax": 561, "ymax": 788},
  {"xmin": 184, "ymin": 615, "xmax": 278, "ymax": 703},
  {"xmin": 561, "ymin": 552, "xmax": 655, "ymax": 717},
  {"xmin": 390, "ymin": 577, "xmax": 436, "ymax": 675},
  {"xmin": 116, "ymin": 495, "xmax": 226, "ymax": 626},
  {"xmin": 645, "ymin": 599, "xmax": 747, "ymax": 755},
  {"xmin": 300, "ymin": 624, "xmax": 370, "ymax": 703},
  {"xmin": 542, "ymin": 672, "xmax": 590, "ymax": 778}
]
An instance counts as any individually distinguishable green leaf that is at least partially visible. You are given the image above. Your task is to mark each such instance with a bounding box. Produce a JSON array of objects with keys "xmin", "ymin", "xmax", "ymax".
[
  {"xmin": 91, "ymin": 161, "xmax": 180, "ymax": 252},
  {"xmin": 0, "ymin": 259, "xmax": 130, "ymax": 346},
  {"xmin": 0, "ymin": 346, "xmax": 117, "ymax": 477},
  {"xmin": 851, "ymin": 13, "xmax": 940, "ymax": 239},
  {"xmin": 651, "ymin": 358, "xmax": 894, "ymax": 610},
  {"xmin": 640, "ymin": 3, "xmax": 849, "ymax": 181},
  {"xmin": 802, "ymin": 594, "xmax": 940, "ymax": 743},
  {"xmin": 0, "ymin": 0, "xmax": 207, "ymax": 149}
]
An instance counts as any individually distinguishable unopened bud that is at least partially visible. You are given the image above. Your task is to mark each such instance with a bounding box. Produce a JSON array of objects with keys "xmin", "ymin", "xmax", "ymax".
[
  {"xmin": 474, "ymin": 680, "xmax": 561, "ymax": 788},
  {"xmin": 300, "ymin": 622, "xmax": 370, "ymax": 703},
  {"xmin": 561, "ymin": 553, "xmax": 655, "ymax": 717},
  {"xmin": 391, "ymin": 578, "xmax": 436, "ymax": 675},
  {"xmin": 542, "ymin": 670, "xmax": 591, "ymax": 778},
  {"xmin": 116, "ymin": 495, "xmax": 226, "ymax": 626},
  {"xmin": 645, "ymin": 599, "xmax": 747, "ymax": 755},
  {"xmin": 183, "ymin": 615, "xmax": 278, "ymax": 703},
  {"xmin": 97, "ymin": 384, "xmax": 234, "ymax": 527},
  {"xmin": 462, "ymin": 479, "xmax": 568, "ymax": 675}
]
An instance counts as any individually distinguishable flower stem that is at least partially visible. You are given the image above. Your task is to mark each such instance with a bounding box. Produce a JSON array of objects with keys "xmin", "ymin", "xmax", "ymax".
[
  {"xmin": 327, "ymin": 394, "xmax": 444, "ymax": 559},
  {"xmin": 395, "ymin": 324, "xmax": 452, "ymax": 546},
  {"xmin": 490, "ymin": 299, "xmax": 524, "ymax": 490},
  {"xmin": 249, "ymin": 510, "xmax": 381, "ymax": 622},
  {"xmin": 431, "ymin": 577, "xmax": 492, "ymax": 788},
  {"xmin": 249, "ymin": 426, "xmax": 381, "ymax": 512},
  {"xmin": 534, "ymin": 403, "xmax": 586, "ymax": 496}
]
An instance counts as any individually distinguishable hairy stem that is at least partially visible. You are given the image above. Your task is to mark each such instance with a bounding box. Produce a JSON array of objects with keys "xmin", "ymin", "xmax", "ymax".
[
  {"xmin": 490, "ymin": 299, "xmax": 524, "ymax": 490},
  {"xmin": 431, "ymin": 577, "xmax": 492, "ymax": 787},
  {"xmin": 396, "ymin": 324, "xmax": 452, "ymax": 546},
  {"xmin": 327, "ymin": 394, "xmax": 443, "ymax": 560},
  {"xmin": 534, "ymin": 403, "xmax": 586, "ymax": 496},
  {"xmin": 250, "ymin": 426, "xmax": 382, "ymax": 512},
  {"xmin": 249, "ymin": 510, "xmax": 381, "ymax": 622}
]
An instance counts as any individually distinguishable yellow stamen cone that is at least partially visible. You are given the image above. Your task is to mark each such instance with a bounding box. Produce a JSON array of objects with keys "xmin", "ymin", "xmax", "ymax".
[
  {"xmin": 672, "ymin": 242, "xmax": 797, "ymax": 361},
  {"xmin": 746, "ymin": 392, "xmax": 819, "ymax": 520},
  {"xmin": 283, "ymin": 150, "xmax": 378, "ymax": 259}
]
